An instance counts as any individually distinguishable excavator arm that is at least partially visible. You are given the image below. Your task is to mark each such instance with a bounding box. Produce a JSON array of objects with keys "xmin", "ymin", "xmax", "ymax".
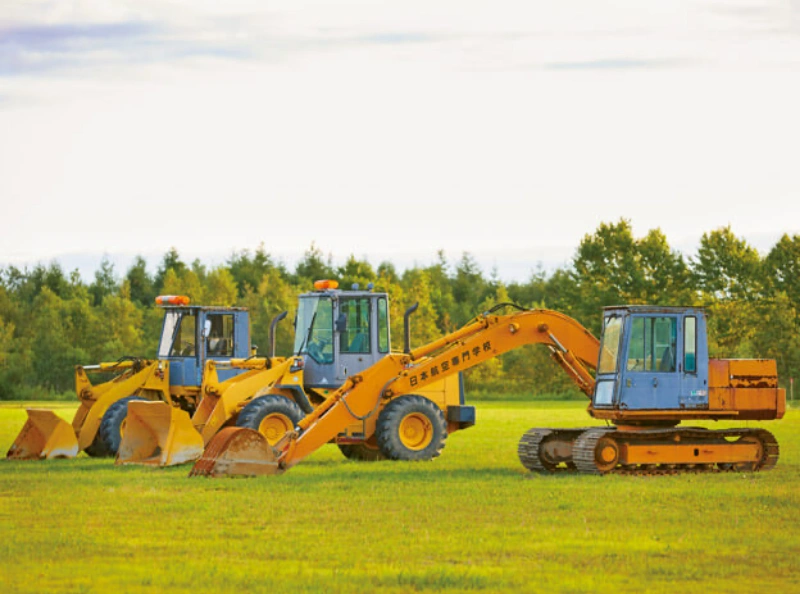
[{"xmin": 190, "ymin": 307, "xmax": 600, "ymax": 477}]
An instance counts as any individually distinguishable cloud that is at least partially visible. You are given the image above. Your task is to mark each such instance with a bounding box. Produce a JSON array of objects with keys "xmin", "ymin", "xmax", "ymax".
[
  {"xmin": 0, "ymin": 21, "xmax": 249, "ymax": 76},
  {"xmin": 544, "ymin": 58, "xmax": 681, "ymax": 71},
  {"xmin": 353, "ymin": 33, "xmax": 436, "ymax": 45}
]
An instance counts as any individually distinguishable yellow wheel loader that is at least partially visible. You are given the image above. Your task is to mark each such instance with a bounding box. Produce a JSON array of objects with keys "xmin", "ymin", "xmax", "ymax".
[
  {"xmin": 6, "ymin": 296, "xmax": 259, "ymax": 461},
  {"xmin": 118, "ymin": 281, "xmax": 469, "ymax": 466},
  {"xmin": 189, "ymin": 303, "xmax": 785, "ymax": 478}
]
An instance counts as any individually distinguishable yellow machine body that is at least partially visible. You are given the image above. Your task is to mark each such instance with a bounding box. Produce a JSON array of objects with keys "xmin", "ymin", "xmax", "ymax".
[
  {"xmin": 191, "ymin": 358, "xmax": 296, "ymax": 443},
  {"xmin": 75, "ymin": 360, "xmax": 172, "ymax": 451},
  {"xmin": 5, "ymin": 359, "xmax": 172, "ymax": 460},
  {"xmin": 117, "ymin": 357, "xmax": 300, "ymax": 465}
]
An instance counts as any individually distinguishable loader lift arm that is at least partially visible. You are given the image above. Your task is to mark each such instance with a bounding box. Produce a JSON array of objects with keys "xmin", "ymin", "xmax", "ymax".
[{"xmin": 191, "ymin": 307, "xmax": 599, "ymax": 476}]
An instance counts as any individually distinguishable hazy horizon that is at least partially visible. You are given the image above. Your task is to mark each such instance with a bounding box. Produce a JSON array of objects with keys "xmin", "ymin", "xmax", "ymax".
[{"xmin": 0, "ymin": 225, "xmax": 789, "ymax": 285}]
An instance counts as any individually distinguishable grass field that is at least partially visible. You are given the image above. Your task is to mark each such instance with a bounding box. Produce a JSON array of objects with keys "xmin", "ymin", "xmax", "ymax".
[{"xmin": 1, "ymin": 401, "xmax": 799, "ymax": 594}]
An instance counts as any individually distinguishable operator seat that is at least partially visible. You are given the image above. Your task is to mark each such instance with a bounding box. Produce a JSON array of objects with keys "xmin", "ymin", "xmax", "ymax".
[{"xmin": 348, "ymin": 333, "xmax": 369, "ymax": 353}]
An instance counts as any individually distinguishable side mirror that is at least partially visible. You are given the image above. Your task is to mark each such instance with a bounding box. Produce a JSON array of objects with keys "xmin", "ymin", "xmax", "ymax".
[
  {"xmin": 202, "ymin": 319, "xmax": 212, "ymax": 338},
  {"xmin": 335, "ymin": 313, "xmax": 347, "ymax": 333}
]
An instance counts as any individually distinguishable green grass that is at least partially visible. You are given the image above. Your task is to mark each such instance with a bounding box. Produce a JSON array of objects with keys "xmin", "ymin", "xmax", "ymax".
[{"xmin": 1, "ymin": 401, "xmax": 799, "ymax": 594}]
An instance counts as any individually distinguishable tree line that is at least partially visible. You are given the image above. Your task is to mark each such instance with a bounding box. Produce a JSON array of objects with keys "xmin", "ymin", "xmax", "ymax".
[{"xmin": 1, "ymin": 219, "xmax": 798, "ymax": 400}]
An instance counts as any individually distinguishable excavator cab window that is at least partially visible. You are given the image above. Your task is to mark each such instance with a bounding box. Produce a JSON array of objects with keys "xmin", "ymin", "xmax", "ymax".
[
  {"xmin": 627, "ymin": 317, "xmax": 677, "ymax": 373},
  {"xmin": 294, "ymin": 296, "xmax": 334, "ymax": 364},
  {"xmin": 160, "ymin": 312, "xmax": 197, "ymax": 358},
  {"xmin": 684, "ymin": 316, "xmax": 697, "ymax": 373},
  {"xmin": 206, "ymin": 314, "xmax": 234, "ymax": 357},
  {"xmin": 339, "ymin": 297, "xmax": 371, "ymax": 354},
  {"xmin": 598, "ymin": 315, "xmax": 623, "ymax": 374}
]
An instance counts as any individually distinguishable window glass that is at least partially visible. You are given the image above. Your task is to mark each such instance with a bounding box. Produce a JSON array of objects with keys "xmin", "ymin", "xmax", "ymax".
[
  {"xmin": 377, "ymin": 297, "xmax": 389, "ymax": 353},
  {"xmin": 206, "ymin": 314, "xmax": 234, "ymax": 357},
  {"xmin": 169, "ymin": 313, "xmax": 197, "ymax": 357},
  {"xmin": 158, "ymin": 311, "xmax": 180, "ymax": 357},
  {"xmin": 594, "ymin": 380, "xmax": 615, "ymax": 406},
  {"xmin": 627, "ymin": 316, "xmax": 677, "ymax": 372},
  {"xmin": 294, "ymin": 297, "xmax": 334, "ymax": 364},
  {"xmin": 598, "ymin": 315, "xmax": 623, "ymax": 374},
  {"xmin": 340, "ymin": 298, "xmax": 371, "ymax": 354},
  {"xmin": 684, "ymin": 316, "xmax": 697, "ymax": 373},
  {"xmin": 627, "ymin": 318, "xmax": 645, "ymax": 371}
]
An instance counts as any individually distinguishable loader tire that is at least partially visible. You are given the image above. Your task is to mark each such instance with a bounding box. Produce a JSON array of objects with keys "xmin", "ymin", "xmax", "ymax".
[
  {"xmin": 236, "ymin": 395, "xmax": 304, "ymax": 445},
  {"xmin": 376, "ymin": 395, "xmax": 447, "ymax": 461},
  {"xmin": 338, "ymin": 442, "xmax": 386, "ymax": 462},
  {"xmin": 96, "ymin": 395, "xmax": 148, "ymax": 457}
]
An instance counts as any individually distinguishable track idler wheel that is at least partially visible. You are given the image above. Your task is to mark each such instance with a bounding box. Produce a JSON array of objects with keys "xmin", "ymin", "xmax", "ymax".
[{"xmin": 573, "ymin": 428, "xmax": 618, "ymax": 475}]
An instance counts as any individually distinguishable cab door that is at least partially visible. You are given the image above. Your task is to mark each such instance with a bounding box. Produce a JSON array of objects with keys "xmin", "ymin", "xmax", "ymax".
[
  {"xmin": 678, "ymin": 314, "xmax": 708, "ymax": 408},
  {"xmin": 618, "ymin": 315, "xmax": 682, "ymax": 409},
  {"xmin": 201, "ymin": 311, "xmax": 241, "ymax": 383},
  {"xmin": 159, "ymin": 310, "xmax": 201, "ymax": 387},
  {"xmin": 335, "ymin": 296, "xmax": 382, "ymax": 382}
]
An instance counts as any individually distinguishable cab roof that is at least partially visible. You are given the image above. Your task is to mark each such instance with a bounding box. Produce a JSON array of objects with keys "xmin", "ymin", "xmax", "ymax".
[
  {"xmin": 159, "ymin": 305, "xmax": 248, "ymax": 312},
  {"xmin": 300, "ymin": 289, "xmax": 388, "ymax": 299},
  {"xmin": 603, "ymin": 305, "xmax": 705, "ymax": 315}
]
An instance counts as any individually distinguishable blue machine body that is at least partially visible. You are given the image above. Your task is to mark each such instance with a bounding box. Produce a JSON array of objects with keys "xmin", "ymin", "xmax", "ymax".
[
  {"xmin": 156, "ymin": 306, "xmax": 251, "ymax": 387},
  {"xmin": 592, "ymin": 306, "xmax": 710, "ymax": 411}
]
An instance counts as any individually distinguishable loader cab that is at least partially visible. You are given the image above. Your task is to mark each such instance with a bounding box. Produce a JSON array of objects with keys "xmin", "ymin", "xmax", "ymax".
[
  {"xmin": 592, "ymin": 306, "xmax": 709, "ymax": 411},
  {"xmin": 156, "ymin": 300, "xmax": 250, "ymax": 387},
  {"xmin": 294, "ymin": 281, "xmax": 390, "ymax": 389}
]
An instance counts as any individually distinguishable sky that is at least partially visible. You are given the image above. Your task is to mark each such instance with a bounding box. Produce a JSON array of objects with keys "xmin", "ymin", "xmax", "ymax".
[{"xmin": 1, "ymin": 0, "xmax": 799, "ymax": 282}]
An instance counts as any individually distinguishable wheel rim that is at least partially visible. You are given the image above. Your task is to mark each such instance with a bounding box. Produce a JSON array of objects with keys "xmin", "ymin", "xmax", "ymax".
[
  {"xmin": 258, "ymin": 413, "xmax": 293, "ymax": 445},
  {"xmin": 398, "ymin": 413, "xmax": 434, "ymax": 451}
]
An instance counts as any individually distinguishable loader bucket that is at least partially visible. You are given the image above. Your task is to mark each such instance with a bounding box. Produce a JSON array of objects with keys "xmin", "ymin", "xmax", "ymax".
[
  {"xmin": 6, "ymin": 409, "xmax": 79, "ymax": 460},
  {"xmin": 189, "ymin": 427, "xmax": 281, "ymax": 477},
  {"xmin": 116, "ymin": 401, "xmax": 204, "ymax": 466}
]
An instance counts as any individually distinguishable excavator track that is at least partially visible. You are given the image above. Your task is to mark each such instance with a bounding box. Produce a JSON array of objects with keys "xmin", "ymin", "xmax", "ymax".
[
  {"xmin": 518, "ymin": 428, "xmax": 586, "ymax": 472},
  {"xmin": 524, "ymin": 427, "xmax": 779, "ymax": 476}
]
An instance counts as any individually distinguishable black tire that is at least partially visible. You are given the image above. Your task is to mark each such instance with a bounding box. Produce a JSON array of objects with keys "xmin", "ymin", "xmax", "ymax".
[
  {"xmin": 376, "ymin": 395, "xmax": 447, "ymax": 461},
  {"xmin": 338, "ymin": 442, "xmax": 386, "ymax": 462},
  {"xmin": 84, "ymin": 438, "xmax": 111, "ymax": 458},
  {"xmin": 236, "ymin": 395, "xmax": 304, "ymax": 445},
  {"xmin": 90, "ymin": 395, "xmax": 147, "ymax": 457}
]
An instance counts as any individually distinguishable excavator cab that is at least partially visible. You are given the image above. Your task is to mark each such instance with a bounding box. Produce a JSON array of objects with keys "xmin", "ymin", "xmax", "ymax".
[
  {"xmin": 593, "ymin": 306, "xmax": 711, "ymax": 412},
  {"xmin": 294, "ymin": 281, "xmax": 390, "ymax": 389},
  {"xmin": 157, "ymin": 305, "xmax": 251, "ymax": 391}
]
